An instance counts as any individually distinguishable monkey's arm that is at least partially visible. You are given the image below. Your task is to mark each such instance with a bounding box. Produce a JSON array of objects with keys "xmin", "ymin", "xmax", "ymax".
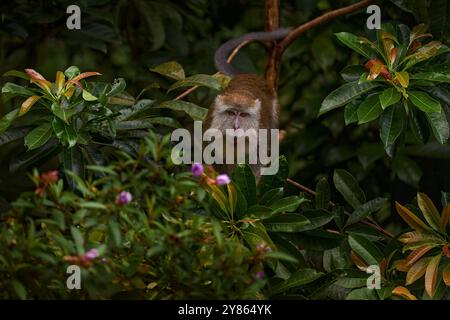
[{"xmin": 214, "ymin": 28, "xmax": 292, "ymax": 76}]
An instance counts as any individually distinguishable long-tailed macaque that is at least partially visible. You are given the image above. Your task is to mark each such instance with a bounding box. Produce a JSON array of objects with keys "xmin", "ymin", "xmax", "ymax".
[{"xmin": 204, "ymin": 28, "xmax": 291, "ymax": 181}]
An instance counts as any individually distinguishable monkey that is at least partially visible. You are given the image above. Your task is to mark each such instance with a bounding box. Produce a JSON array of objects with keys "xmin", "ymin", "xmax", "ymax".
[{"xmin": 203, "ymin": 28, "xmax": 292, "ymax": 182}]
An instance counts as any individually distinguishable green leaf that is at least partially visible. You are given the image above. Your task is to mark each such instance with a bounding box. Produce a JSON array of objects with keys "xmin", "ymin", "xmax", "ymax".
[
  {"xmin": 411, "ymin": 72, "xmax": 450, "ymax": 83},
  {"xmin": 82, "ymin": 89, "xmax": 98, "ymax": 101},
  {"xmin": 2, "ymin": 70, "xmax": 30, "ymax": 80},
  {"xmin": 395, "ymin": 71, "xmax": 410, "ymax": 88},
  {"xmin": 425, "ymin": 109, "xmax": 449, "ymax": 144},
  {"xmin": 116, "ymin": 120, "xmax": 154, "ymax": 130},
  {"xmin": 117, "ymin": 99, "xmax": 155, "ymax": 121},
  {"xmin": 347, "ymin": 198, "xmax": 387, "ymax": 225},
  {"xmin": 246, "ymin": 205, "xmax": 274, "ymax": 219},
  {"xmin": 234, "ymin": 184, "xmax": 248, "ymax": 217},
  {"xmin": 334, "ymin": 269, "xmax": 368, "ymax": 288},
  {"xmin": 348, "ymin": 234, "xmax": 383, "ymax": 266},
  {"xmin": 320, "ymin": 81, "xmax": 379, "ymax": 115},
  {"xmin": 265, "ymin": 251, "xmax": 299, "ymax": 264},
  {"xmin": 315, "ymin": 178, "xmax": 330, "ymax": 210},
  {"xmin": 333, "ymin": 169, "xmax": 366, "ymax": 209},
  {"xmin": 106, "ymin": 78, "xmax": 126, "ymax": 97},
  {"xmin": 146, "ymin": 117, "xmax": 180, "ymax": 128},
  {"xmin": 379, "ymin": 102, "xmax": 405, "ymax": 149},
  {"xmin": 241, "ymin": 223, "xmax": 276, "ymax": 253},
  {"xmin": 53, "ymin": 118, "xmax": 77, "ymax": 148},
  {"xmin": 11, "ymin": 280, "xmax": 27, "ymax": 300},
  {"xmin": 149, "ymin": 61, "xmax": 185, "ymax": 80},
  {"xmin": 404, "ymin": 41, "xmax": 442, "ymax": 70},
  {"xmin": 64, "ymin": 66, "xmax": 80, "ymax": 79},
  {"xmin": 107, "ymin": 92, "xmax": 135, "ymax": 106},
  {"xmin": 270, "ymin": 196, "xmax": 308, "ymax": 214},
  {"xmin": 259, "ymin": 156, "xmax": 288, "ymax": 196},
  {"xmin": 231, "ymin": 164, "xmax": 256, "ymax": 206},
  {"xmin": 259, "ymin": 188, "xmax": 284, "ymax": 206},
  {"xmin": 159, "ymin": 100, "xmax": 208, "ymax": 121},
  {"xmin": 357, "ymin": 95, "xmax": 383, "ymax": 124},
  {"xmin": 379, "ymin": 88, "xmax": 401, "ymax": 109},
  {"xmin": 0, "ymin": 127, "xmax": 29, "ymax": 146},
  {"xmin": 70, "ymin": 226, "xmax": 84, "ymax": 255},
  {"xmin": 271, "ymin": 268, "xmax": 323, "ymax": 295},
  {"xmin": 344, "ymin": 100, "xmax": 359, "ymax": 125},
  {"xmin": 346, "ymin": 287, "xmax": 378, "ymax": 300},
  {"xmin": 409, "ymin": 107, "xmax": 428, "ymax": 144},
  {"xmin": 1, "ymin": 82, "xmax": 35, "ymax": 97},
  {"xmin": 79, "ymin": 201, "xmax": 108, "ymax": 210},
  {"xmin": 168, "ymin": 74, "xmax": 222, "ymax": 92},
  {"xmin": 293, "ymin": 230, "xmax": 345, "ymax": 251},
  {"xmin": 299, "ymin": 209, "xmax": 334, "ymax": 231},
  {"xmin": 24, "ymin": 122, "xmax": 53, "ymax": 150},
  {"xmin": 409, "ymin": 91, "xmax": 441, "ymax": 113},
  {"xmin": 335, "ymin": 32, "xmax": 374, "ymax": 59},
  {"xmin": 51, "ymin": 102, "xmax": 77, "ymax": 123},
  {"xmin": 0, "ymin": 109, "xmax": 19, "ymax": 134},
  {"xmin": 263, "ymin": 213, "xmax": 310, "ymax": 232}
]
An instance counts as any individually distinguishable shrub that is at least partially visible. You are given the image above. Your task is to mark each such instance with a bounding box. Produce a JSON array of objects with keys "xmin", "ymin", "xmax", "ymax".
[{"xmin": 0, "ymin": 132, "xmax": 268, "ymax": 299}]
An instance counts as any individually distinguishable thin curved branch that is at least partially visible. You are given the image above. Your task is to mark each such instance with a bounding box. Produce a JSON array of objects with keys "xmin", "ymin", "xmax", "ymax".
[
  {"xmin": 227, "ymin": 39, "xmax": 253, "ymax": 63},
  {"xmin": 287, "ymin": 178, "xmax": 394, "ymax": 238},
  {"xmin": 279, "ymin": 0, "xmax": 375, "ymax": 51},
  {"xmin": 267, "ymin": 0, "xmax": 375, "ymax": 90},
  {"xmin": 175, "ymin": 40, "xmax": 256, "ymax": 101}
]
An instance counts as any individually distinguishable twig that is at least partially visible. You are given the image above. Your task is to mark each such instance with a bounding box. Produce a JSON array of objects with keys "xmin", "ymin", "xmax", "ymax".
[
  {"xmin": 279, "ymin": 0, "xmax": 375, "ymax": 50},
  {"xmin": 227, "ymin": 39, "xmax": 253, "ymax": 63},
  {"xmin": 287, "ymin": 178, "xmax": 394, "ymax": 238},
  {"xmin": 267, "ymin": 0, "xmax": 375, "ymax": 90},
  {"xmin": 174, "ymin": 85, "xmax": 201, "ymax": 101},
  {"xmin": 174, "ymin": 40, "xmax": 255, "ymax": 101}
]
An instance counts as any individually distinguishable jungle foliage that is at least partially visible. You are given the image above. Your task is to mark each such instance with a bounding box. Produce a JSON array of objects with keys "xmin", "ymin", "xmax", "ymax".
[{"xmin": 0, "ymin": 0, "xmax": 449, "ymax": 300}]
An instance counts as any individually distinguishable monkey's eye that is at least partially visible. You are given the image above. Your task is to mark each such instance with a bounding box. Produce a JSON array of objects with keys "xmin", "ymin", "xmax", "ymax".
[
  {"xmin": 226, "ymin": 110, "xmax": 235, "ymax": 116},
  {"xmin": 240, "ymin": 113, "xmax": 249, "ymax": 118}
]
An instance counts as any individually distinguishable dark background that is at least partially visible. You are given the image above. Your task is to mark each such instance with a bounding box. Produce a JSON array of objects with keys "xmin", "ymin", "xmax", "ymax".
[{"xmin": 0, "ymin": 0, "xmax": 449, "ymax": 209}]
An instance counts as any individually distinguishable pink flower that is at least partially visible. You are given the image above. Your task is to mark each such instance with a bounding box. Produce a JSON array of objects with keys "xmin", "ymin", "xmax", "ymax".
[
  {"xmin": 84, "ymin": 249, "xmax": 99, "ymax": 260},
  {"xmin": 41, "ymin": 170, "xmax": 59, "ymax": 184},
  {"xmin": 191, "ymin": 163, "xmax": 204, "ymax": 177},
  {"xmin": 116, "ymin": 191, "xmax": 133, "ymax": 205},
  {"xmin": 255, "ymin": 271, "xmax": 265, "ymax": 279},
  {"xmin": 215, "ymin": 174, "xmax": 231, "ymax": 186}
]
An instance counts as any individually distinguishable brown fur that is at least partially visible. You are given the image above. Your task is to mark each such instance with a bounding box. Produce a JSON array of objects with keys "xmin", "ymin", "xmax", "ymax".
[
  {"xmin": 203, "ymin": 74, "xmax": 279, "ymax": 181},
  {"xmin": 204, "ymin": 74, "xmax": 278, "ymax": 130}
]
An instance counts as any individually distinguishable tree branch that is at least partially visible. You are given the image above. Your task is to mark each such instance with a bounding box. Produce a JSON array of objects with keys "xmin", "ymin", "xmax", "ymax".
[
  {"xmin": 267, "ymin": 0, "xmax": 375, "ymax": 91},
  {"xmin": 287, "ymin": 178, "xmax": 394, "ymax": 238},
  {"xmin": 175, "ymin": 40, "xmax": 255, "ymax": 101},
  {"xmin": 279, "ymin": 0, "xmax": 375, "ymax": 51},
  {"xmin": 264, "ymin": 0, "xmax": 281, "ymax": 89}
]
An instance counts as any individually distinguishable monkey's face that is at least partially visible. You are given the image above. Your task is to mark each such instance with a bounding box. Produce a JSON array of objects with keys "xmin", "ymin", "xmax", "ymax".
[{"xmin": 209, "ymin": 94, "xmax": 261, "ymax": 134}]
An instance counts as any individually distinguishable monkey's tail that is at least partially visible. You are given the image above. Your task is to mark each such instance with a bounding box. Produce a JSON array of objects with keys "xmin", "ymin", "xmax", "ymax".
[{"xmin": 214, "ymin": 28, "xmax": 293, "ymax": 76}]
